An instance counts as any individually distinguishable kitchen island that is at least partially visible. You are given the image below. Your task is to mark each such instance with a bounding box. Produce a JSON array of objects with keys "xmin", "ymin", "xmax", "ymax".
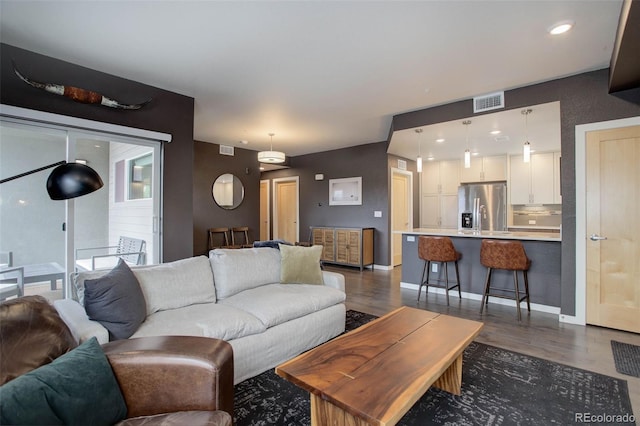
[{"xmin": 400, "ymin": 228, "xmax": 561, "ymax": 312}]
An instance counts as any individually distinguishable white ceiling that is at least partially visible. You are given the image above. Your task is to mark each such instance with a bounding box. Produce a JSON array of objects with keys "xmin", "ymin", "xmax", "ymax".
[
  {"xmin": 388, "ymin": 101, "xmax": 561, "ymax": 161},
  {"xmin": 0, "ymin": 1, "xmax": 623, "ymax": 157}
]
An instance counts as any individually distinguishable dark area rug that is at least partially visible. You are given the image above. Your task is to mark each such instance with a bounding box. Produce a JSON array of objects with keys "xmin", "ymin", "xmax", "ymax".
[
  {"xmin": 234, "ymin": 311, "xmax": 635, "ymax": 425},
  {"xmin": 612, "ymin": 340, "xmax": 640, "ymax": 378}
]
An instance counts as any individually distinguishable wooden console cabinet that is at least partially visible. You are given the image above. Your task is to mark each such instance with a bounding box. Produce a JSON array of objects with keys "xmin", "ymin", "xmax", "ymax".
[{"xmin": 311, "ymin": 227, "xmax": 374, "ymax": 271}]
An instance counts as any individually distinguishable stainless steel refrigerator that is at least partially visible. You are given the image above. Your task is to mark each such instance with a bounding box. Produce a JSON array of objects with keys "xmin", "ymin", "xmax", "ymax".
[{"xmin": 458, "ymin": 182, "xmax": 507, "ymax": 231}]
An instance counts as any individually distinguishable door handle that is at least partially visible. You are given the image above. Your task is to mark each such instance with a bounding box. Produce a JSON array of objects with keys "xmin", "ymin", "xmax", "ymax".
[{"xmin": 589, "ymin": 234, "xmax": 608, "ymax": 241}]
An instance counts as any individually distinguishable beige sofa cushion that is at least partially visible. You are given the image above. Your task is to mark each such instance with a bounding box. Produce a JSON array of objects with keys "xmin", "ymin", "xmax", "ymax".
[
  {"xmin": 209, "ymin": 248, "xmax": 281, "ymax": 299},
  {"xmin": 219, "ymin": 284, "xmax": 346, "ymax": 328},
  {"xmin": 131, "ymin": 303, "xmax": 265, "ymax": 341},
  {"xmin": 133, "ymin": 256, "xmax": 216, "ymax": 315}
]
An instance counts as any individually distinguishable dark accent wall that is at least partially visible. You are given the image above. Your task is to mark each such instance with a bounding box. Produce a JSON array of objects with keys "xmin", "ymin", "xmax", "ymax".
[
  {"xmin": 391, "ymin": 69, "xmax": 640, "ymax": 316},
  {"xmin": 262, "ymin": 142, "xmax": 390, "ymax": 266},
  {"xmin": 193, "ymin": 141, "xmax": 261, "ymax": 255},
  {"xmin": 0, "ymin": 43, "xmax": 195, "ymax": 262}
]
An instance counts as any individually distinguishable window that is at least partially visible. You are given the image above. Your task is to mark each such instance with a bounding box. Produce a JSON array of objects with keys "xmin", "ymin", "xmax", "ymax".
[{"xmin": 128, "ymin": 153, "xmax": 152, "ymax": 200}]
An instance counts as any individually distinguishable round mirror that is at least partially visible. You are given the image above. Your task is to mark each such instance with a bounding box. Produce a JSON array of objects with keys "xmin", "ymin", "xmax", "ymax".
[{"xmin": 212, "ymin": 173, "xmax": 244, "ymax": 209}]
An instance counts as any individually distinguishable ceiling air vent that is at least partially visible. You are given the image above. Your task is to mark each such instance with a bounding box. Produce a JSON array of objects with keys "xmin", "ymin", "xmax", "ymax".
[
  {"xmin": 219, "ymin": 145, "xmax": 235, "ymax": 156},
  {"xmin": 473, "ymin": 91, "xmax": 504, "ymax": 113}
]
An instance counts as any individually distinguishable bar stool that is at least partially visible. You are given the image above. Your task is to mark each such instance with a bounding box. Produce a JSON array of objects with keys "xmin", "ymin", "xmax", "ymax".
[
  {"xmin": 480, "ymin": 239, "xmax": 531, "ymax": 320},
  {"xmin": 417, "ymin": 236, "xmax": 462, "ymax": 305}
]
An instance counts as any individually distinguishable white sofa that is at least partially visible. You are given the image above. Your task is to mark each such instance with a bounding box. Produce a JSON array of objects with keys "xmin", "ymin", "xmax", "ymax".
[{"xmin": 53, "ymin": 247, "xmax": 346, "ymax": 384}]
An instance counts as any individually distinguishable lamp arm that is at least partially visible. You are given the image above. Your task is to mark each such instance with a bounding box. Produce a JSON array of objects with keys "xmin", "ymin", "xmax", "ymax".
[{"xmin": 0, "ymin": 161, "xmax": 66, "ymax": 184}]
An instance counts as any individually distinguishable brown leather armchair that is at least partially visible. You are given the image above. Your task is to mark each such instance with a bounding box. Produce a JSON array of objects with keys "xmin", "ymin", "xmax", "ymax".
[
  {"xmin": 104, "ymin": 336, "xmax": 234, "ymax": 425},
  {"xmin": 0, "ymin": 296, "xmax": 234, "ymax": 425}
]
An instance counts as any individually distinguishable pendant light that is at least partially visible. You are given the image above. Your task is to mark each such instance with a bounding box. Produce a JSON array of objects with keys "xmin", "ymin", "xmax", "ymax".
[
  {"xmin": 521, "ymin": 109, "xmax": 532, "ymax": 163},
  {"xmin": 463, "ymin": 120, "xmax": 472, "ymax": 169},
  {"xmin": 415, "ymin": 128, "xmax": 423, "ymax": 173},
  {"xmin": 257, "ymin": 133, "xmax": 286, "ymax": 164}
]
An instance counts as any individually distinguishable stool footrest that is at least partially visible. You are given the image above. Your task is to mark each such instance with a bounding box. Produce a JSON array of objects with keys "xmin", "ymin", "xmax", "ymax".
[
  {"xmin": 484, "ymin": 292, "xmax": 529, "ymax": 304},
  {"xmin": 421, "ymin": 279, "xmax": 460, "ymax": 290}
]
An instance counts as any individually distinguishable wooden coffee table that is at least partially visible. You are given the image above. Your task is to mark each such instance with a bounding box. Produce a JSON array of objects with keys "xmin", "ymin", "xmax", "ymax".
[{"xmin": 276, "ymin": 306, "xmax": 483, "ymax": 426}]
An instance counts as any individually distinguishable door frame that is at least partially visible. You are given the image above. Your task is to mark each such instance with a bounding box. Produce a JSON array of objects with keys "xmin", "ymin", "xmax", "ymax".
[
  {"xmin": 571, "ymin": 115, "xmax": 640, "ymax": 326},
  {"xmin": 272, "ymin": 176, "xmax": 300, "ymax": 242},
  {"xmin": 390, "ymin": 168, "xmax": 413, "ymax": 267},
  {"xmin": 260, "ymin": 179, "xmax": 271, "ymax": 240}
]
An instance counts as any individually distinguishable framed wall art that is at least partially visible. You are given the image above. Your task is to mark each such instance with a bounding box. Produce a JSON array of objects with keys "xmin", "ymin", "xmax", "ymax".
[{"xmin": 329, "ymin": 177, "xmax": 362, "ymax": 206}]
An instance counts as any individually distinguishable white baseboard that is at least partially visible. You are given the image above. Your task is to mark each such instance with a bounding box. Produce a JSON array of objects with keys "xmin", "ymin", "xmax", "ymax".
[
  {"xmin": 400, "ymin": 282, "xmax": 561, "ymax": 315},
  {"xmin": 559, "ymin": 314, "xmax": 585, "ymax": 325},
  {"xmin": 372, "ymin": 264, "xmax": 393, "ymax": 271}
]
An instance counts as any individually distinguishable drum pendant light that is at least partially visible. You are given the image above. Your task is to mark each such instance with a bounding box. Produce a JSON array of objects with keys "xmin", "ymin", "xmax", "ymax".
[{"xmin": 257, "ymin": 133, "xmax": 286, "ymax": 164}]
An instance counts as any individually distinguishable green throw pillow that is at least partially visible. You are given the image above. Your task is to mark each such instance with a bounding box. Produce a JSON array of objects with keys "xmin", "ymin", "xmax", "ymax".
[
  {"xmin": 0, "ymin": 337, "xmax": 127, "ymax": 425},
  {"xmin": 279, "ymin": 243, "xmax": 324, "ymax": 285}
]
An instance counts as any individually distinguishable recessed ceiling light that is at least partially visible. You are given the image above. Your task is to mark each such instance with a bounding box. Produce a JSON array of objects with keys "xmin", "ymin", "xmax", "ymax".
[
  {"xmin": 490, "ymin": 130, "xmax": 501, "ymax": 135},
  {"xmin": 549, "ymin": 20, "xmax": 574, "ymax": 35},
  {"xmin": 435, "ymin": 138, "xmax": 445, "ymax": 143},
  {"xmin": 427, "ymin": 156, "xmax": 435, "ymax": 161},
  {"xmin": 240, "ymin": 140, "xmax": 249, "ymax": 145},
  {"xmin": 472, "ymin": 152, "xmax": 480, "ymax": 156}
]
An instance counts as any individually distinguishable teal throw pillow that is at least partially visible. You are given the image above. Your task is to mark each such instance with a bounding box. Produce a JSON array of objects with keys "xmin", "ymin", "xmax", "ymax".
[{"xmin": 0, "ymin": 337, "xmax": 127, "ymax": 425}]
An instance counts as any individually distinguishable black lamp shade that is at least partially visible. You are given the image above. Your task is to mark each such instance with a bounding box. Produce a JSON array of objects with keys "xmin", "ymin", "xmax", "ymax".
[{"xmin": 46, "ymin": 163, "xmax": 104, "ymax": 200}]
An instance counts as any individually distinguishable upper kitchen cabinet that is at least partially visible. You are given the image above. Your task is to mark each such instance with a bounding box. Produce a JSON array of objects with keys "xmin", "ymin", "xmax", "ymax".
[
  {"xmin": 510, "ymin": 152, "xmax": 560, "ymax": 205},
  {"xmin": 421, "ymin": 160, "xmax": 459, "ymax": 228},
  {"xmin": 422, "ymin": 160, "xmax": 459, "ymax": 194},
  {"xmin": 460, "ymin": 155, "xmax": 507, "ymax": 183}
]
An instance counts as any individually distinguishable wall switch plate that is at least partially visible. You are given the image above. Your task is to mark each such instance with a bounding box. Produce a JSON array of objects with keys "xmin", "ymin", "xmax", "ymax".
[
  {"xmin": 432, "ymin": 263, "xmax": 438, "ymax": 273},
  {"xmin": 407, "ymin": 236, "xmax": 415, "ymax": 242},
  {"xmin": 374, "ymin": 210, "xmax": 382, "ymax": 218}
]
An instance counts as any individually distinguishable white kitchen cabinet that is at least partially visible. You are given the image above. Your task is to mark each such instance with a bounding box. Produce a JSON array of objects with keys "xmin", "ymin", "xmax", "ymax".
[
  {"xmin": 422, "ymin": 161, "xmax": 440, "ymax": 194},
  {"xmin": 510, "ymin": 152, "xmax": 557, "ymax": 205},
  {"xmin": 460, "ymin": 155, "xmax": 507, "ymax": 182},
  {"xmin": 421, "ymin": 194, "xmax": 458, "ymax": 229},
  {"xmin": 554, "ymin": 152, "xmax": 562, "ymax": 204},
  {"xmin": 421, "ymin": 160, "xmax": 459, "ymax": 228},
  {"xmin": 440, "ymin": 194, "xmax": 459, "ymax": 229},
  {"xmin": 421, "ymin": 194, "xmax": 440, "ymax": 228}
]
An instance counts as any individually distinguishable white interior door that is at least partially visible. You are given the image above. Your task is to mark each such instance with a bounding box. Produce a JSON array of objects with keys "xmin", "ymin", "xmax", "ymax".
[{"xmin": 273, "ymin": 177, "xmax": 299, "ymax": 243}]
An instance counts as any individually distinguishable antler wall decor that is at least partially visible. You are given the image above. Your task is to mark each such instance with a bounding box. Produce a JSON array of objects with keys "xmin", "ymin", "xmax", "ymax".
[{"xmin": 12, "ymin": 61, "xmax": 151, "ymax": 110}]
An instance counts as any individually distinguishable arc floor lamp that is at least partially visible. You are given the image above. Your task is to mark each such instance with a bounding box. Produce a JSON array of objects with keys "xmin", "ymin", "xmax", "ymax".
[{"xmin": 0, "ymin": 161, "xmax": 103, "ymax": 200}]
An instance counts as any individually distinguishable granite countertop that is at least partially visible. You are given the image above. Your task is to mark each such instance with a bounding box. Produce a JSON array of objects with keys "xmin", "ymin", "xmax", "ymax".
[{"xmin": 398, "ymin": 228, "xmax": 561, "ymax": 242}]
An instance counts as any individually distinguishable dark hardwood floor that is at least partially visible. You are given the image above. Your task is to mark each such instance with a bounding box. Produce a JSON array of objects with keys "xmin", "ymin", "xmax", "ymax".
[{"xmin": 326, "ymin": 265, "xmax": 640, "ymax": 414}]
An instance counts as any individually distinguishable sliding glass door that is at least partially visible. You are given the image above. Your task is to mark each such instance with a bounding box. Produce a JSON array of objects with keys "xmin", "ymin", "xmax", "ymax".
[
  {"xmin": 0, "ymin": 117, "xmax": 162, "ymax": 300},
  {"xmin": 0, "ymin": 122, "xmax": 67, "ymax": 298},
  {"xmin": 73, "ymin": 132, "xmax": 161, "ymax": 269}
]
